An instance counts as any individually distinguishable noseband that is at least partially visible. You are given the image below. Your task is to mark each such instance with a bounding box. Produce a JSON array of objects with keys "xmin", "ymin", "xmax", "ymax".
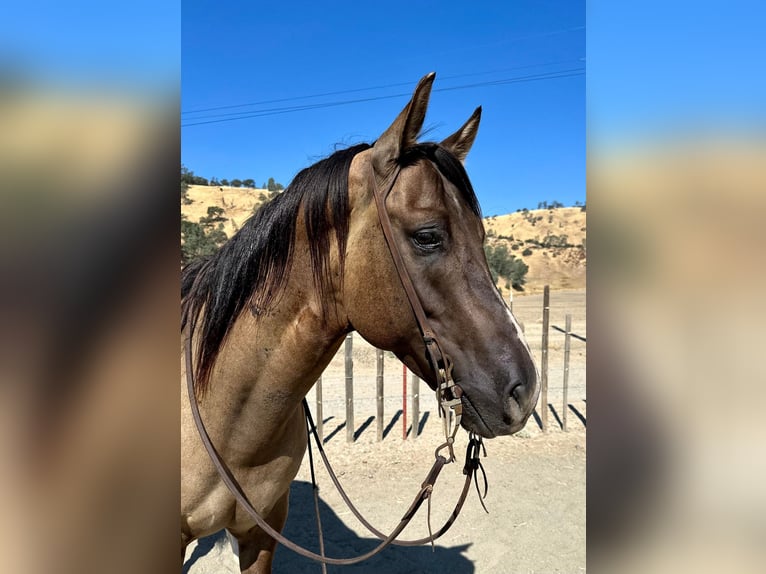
[{"xmin": 368, "ymin": 164, "xmax": 464, "ymax": 461}]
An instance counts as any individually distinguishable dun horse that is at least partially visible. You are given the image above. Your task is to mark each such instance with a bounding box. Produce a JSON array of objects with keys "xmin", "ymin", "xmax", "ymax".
[{"xmin": 181, "ymin": 73, "xmax": 539, "ymax": 573}]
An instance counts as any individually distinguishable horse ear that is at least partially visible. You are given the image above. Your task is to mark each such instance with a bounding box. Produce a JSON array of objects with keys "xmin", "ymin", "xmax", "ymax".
[
  {"xmin": 372, "ymin": 72, "xmax": 435, "ymax": 176},
  {"xmin": 440, "ymin": 106, "xmax": 481, "ymax": 162}
]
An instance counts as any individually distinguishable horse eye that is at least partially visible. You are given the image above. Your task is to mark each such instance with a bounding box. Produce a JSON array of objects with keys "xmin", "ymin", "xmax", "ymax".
[{"xmin": 412, "ymin": 230, "xmax": 442, "ymax": 251}]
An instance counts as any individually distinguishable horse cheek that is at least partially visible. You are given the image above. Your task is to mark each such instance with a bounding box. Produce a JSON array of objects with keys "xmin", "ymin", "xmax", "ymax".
[{"xmin": 344, "ymin": 230, "xmax": 413, "ymax": 351}]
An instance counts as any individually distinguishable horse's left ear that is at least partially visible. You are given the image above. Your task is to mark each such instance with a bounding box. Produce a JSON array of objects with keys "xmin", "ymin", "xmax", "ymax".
[
  {"xmin": 440, "ymin": 106, "xmax": 482, "ymax": 162},
  {"xmin": 372, "ymin": 73, "xmax": 435, "ymax": 177}
]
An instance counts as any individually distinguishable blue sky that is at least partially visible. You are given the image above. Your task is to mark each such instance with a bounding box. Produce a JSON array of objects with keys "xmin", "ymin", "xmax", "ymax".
[{"xmin": 182, "ymin": 0, "xmax": 584, "ymax": 216}]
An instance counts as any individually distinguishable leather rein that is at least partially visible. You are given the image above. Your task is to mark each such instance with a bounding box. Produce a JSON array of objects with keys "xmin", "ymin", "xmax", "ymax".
[{"xmin": 184, "ymin": 164, "xmax": 488, "ymax": 566}]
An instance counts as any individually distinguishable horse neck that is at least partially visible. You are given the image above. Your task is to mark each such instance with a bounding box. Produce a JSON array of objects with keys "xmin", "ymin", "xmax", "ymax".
[{"xmin": 202, "ymin": 247, "xmax": 348, "ymax": 441}]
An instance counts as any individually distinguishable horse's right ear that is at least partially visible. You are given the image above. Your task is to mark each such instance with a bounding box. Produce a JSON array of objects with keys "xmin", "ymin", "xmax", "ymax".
[
  {"xmin": 440, "ymin": 106, "xmax": 481, "ymax": 163},
  {"xmin": 372, "ymin": 73, "xmax": 435, "ymax": 178}
]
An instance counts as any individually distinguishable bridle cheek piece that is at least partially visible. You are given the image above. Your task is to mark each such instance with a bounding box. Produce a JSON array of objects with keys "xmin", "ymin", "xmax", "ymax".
[{"xmin": 369, "ymin": 166, "xmax": 465, "ymax": 462}]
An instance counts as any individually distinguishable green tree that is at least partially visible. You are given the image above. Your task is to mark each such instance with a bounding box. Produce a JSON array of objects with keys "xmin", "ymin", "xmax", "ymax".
[
  {"xmin": 200, "ymin": 206, "xmax": 226, "ymax": 225},
  {"xmin": 181, "ymin": 180, "xmax": 191, "ymax": 205},
  {"xmin": 181, "ymin": 165, "xmax": 209, "ymax": 186},
  {"xmin": 242, "ymin": 178, "xmax": 255, "ymax": 188},
  {"xmin": 181, "ymin": 164, "xmax": 194, "ymax": 185},
  {"xmin": 508, "ymin": 258, "xmax": 528, "ymax": 290},
  {"xmin": 182, "ymin": 220, "xmax": 223, "ymax": 263},
  {"xmin": 541, "ymin": 234, "xmax": 569, "ymax": 248},
  {"xmin": 220, "ymin": 178, "xmax": 230, "ymax": 186},
  {"xmin": 231, "ymin": 179, "xmax": 242, "ymax": 188},
  {"xmin": 181, "ymin": 214, "xmax": 228, "ymax": 264},
  {"xmin": 484, "ymin": 243, "xmax": 528, "ymax": 290},
  {"xmin": 267, "ymin": 177, "xmax": 277, "ymax": 192}
]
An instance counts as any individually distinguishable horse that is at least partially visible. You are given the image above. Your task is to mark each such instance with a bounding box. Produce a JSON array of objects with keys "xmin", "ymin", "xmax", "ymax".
[{"xmin": 181, "ymin": 73, "xmax": 539, "ymax": 573}]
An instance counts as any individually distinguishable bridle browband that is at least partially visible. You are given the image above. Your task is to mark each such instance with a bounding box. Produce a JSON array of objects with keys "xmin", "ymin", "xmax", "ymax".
[{"xmin": 184, "ymin": 160, "xmax": 487, "ymax": 567}]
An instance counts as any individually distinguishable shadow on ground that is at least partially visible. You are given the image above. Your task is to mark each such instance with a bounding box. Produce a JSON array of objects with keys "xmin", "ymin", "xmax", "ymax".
[{"xmin": 184, "ymin": 481, "xmax": 473, "ymax": 574}]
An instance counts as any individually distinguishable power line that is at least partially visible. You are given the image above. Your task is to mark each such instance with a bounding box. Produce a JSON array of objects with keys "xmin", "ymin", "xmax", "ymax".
[
  {"xmin": 181, "ymin": 68, "xmax": 584, "ymax": 128},
  {"xmin": 182, "ymin": 58, "xmax": 584, "ymax": 116}
]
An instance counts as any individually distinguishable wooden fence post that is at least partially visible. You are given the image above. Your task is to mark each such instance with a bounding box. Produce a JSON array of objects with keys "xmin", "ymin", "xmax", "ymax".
[
  {"xmin": 345, "ymin": 333, "xmax": 354, "ymax": 443},
  {"xmin": 562, "ymin": 314, "xmax": 571, "ymax": 432},
  {"xmin": 541, "ymin": 285, "xmax": 550, "ymax": 433},
  {"xmin": 402, "ymin": 364, "xmax": 407, "ymax": 440},
  {"xmin": 412, "ymin": 374, "xmax": 420, "ymax": 438},
  {"xmin": 316, "ymin": 376, "xmax": 323, "ymax": 442},
  {"xmin": 376, "ymin": 349, "xmax": 384, "ymax": 441}
]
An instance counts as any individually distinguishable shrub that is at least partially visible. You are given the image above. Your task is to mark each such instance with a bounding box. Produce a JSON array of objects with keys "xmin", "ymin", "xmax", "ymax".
[
  {"xmin": 200, "ymin": 206, "xmax": 226, "ymax": 225},
  {"xmin": 181, "ymin": 218, "xmax": 228, "ymax": 264},
  {"xmin": 181, "ymin": 165, "xmax": 209, "ymax": 186},
  {"xmin": 484, "ymin": 243, "xmax": 529, "ymax": 290},
  {"xmin": 181, "ymin": 181, "xmax": 192, "ymax": 205}
]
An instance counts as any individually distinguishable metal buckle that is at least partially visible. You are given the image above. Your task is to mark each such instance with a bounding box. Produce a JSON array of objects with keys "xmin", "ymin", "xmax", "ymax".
[{"xmin": 436, "ymin": 365, "xmax": 463, "ymax": 462}]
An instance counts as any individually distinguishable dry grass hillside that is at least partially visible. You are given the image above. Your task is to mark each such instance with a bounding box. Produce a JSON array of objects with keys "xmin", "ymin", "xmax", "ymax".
[
  {"xmin": 484, "ymin": 207, "xmax": 587, "ymax": 295},
  {"xmin": 181, "ymin": 185, "xmax": 586, "ymax": 294},
  {"xmin": 182, "ymin": 184, "xmax": 278, "ymax": 238}
]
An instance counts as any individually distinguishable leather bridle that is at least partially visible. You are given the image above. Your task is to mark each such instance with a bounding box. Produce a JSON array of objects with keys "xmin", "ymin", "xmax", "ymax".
[{"xmin": 184, "ymin": 162, "xmax": 487, "ymax": 567}]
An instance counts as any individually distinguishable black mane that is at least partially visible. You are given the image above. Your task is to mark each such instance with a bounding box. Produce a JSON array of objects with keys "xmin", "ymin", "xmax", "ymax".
[{"xmin": 181, "ymin": 141, "xmax": 480, "ymax": 397}]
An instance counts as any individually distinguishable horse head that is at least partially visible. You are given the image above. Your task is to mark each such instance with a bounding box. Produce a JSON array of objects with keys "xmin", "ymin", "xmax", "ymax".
[{"xmin": 344, "ymin": 73, "xmax": 540, "ymax": 438}]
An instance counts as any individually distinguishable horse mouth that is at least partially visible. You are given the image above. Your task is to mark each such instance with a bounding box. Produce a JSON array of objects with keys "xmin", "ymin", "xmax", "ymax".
[
  {"xmin": 460, "ymin": 390, "xmax": 530, "ymax": 438},
  {"xmin": 460, "ymin": 395, "xmax": 497, "ymax": 439}
]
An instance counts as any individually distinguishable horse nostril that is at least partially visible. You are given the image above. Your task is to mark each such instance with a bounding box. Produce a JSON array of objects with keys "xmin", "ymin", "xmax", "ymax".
[{"xmin": 510, "ymin": 382, "xmax": 523, "ymax": 402}]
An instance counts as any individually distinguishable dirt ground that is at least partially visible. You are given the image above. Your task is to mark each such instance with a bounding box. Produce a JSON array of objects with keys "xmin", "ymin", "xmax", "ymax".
[{"xmin": 183, "ymin": 289, "xmax": 586, "ymax": 573}]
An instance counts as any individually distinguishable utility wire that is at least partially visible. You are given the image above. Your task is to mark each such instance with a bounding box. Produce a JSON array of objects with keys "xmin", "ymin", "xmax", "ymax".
[
  {"xmin": 182, "ymin": 68, "xmax": 584, "ymax": 128},
  {"xmin": 182, "ymin": 58, "xmax": 584, "ymax": 116}
]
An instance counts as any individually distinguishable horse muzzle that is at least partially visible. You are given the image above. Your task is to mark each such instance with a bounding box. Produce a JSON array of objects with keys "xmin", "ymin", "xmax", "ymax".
[{"xmin": 457, "ymin": 368, "xmax": 540, "ymax": 439}]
